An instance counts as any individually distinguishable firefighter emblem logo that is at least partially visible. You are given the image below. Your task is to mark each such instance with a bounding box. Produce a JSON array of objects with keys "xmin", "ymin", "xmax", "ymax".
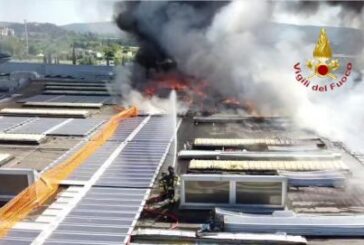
[
  {"xmin": 306, "ymin": 28, "xmax": 339, "ymax": 79},
  {"xmin": 293, "ymin": 28, "xmax": 353, "ymax": 92}
]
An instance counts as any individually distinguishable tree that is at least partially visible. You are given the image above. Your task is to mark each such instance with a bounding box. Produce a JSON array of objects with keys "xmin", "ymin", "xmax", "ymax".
[
  {"xmin": 103, "ymin": 44, "xmax": 121, "ymax": 66},
  {"xmin": 28, "ymin": 44, "xmax": 40, "ymax": 56},
  {"xmin": 103, "ymin": 46, "xmax": 115, "ymax": 66},
  {"xmin": 72, "ymin": 44, "xmax": 76, "ymax": 65},
  {"xmin": 79, "ymin": 55, "xmax": 96, "ymax": 65},
  {"xmin": 114, "ymin": 56, "xmax": 122, "ymax": 65}
]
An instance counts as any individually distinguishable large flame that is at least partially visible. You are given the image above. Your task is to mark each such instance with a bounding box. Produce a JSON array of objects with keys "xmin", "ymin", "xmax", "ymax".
[
  {"xmin": 143, "ymin": 73, "xmax": 263, "ymax": 116},
  {"xmin": 313, "ymin": 28, "xmax": 332, "ymax": 58}
]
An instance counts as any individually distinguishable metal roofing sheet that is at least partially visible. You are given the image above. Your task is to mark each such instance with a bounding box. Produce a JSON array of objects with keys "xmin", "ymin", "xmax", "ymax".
[
  {"xmin": 109, "ymin": 117, "xmax": 144, "ymax": 142},
  {"xmin": 289, "ymin": 186, "xmax": 364, "ymax": 211},
  {"xmin": 46, "ymin": 85, "xmax": 107, "ymax": 91},
  {"xmin": 0, "ymin": 108, "xmax": 90, "ymax": 118},
  {"xmin": 68, "ymin": 116, "xmax": 174, "ymax": 187},
  {"xmin": 1, "ymin": 229, "xmax": 41, "ymax": 244},
  {"xmin": 8, "ymin": 118, "xmax": 69, "ymax": 135},
  {"xmin": 45, "ymin": 82, "xmax": 107, "ymax": 87},
  {"xmin": 132, "ymin": 118, "xmax": 174, "ymax": 142},
  {"xmin": 102, "ymin": 97, "xmax": 115, "ymax": 105},
  {"xmin": 66, "ymin": 117, "xmax": 145, "ymax": 182},
  {"xmin": 179, "ymin": 150, "xmax": 341, "ymax": 161},
  {"xmin": 194, "ymin": 138, "xmax": 322, "ymax": 147},
  {"xmin": 51, "ymin": 95, "xmax": 111, "ymax": 104},
  {"xmin": 66, "ymin": 142, "xmax": 120, "ymax": 182},
  {"xmin": 44, "ymin": 187, "xmax": 147, "ymax": 245},
  {"xmin": 19, "ymin": 95, "xmax": 114, "ymax": 105},
  {"xmin": 49, "ymin": 119, "xmax": 105, "ymax": 136},
  {"xmin": 42, "ymin": 79, "xmax": 107, "ymax": 84},
  {"xmin": 43, "ymin": 90, "xmax": 110, "ymax": 96},
  {"xmin": 0, "ymin": 117, "xmax": 35, "ymax": 132},
  {"xmin": 31, "ymin": 116, "xmax": 174, "ymax": 244},
  {"xmin": 17, "ymin": 95, "xmax": 64, "ymax": 103},
  {"xmin": 56, "ymin": 224, "xmax": 129, "ymax": 234},
  {"xmin": 189, "ymin": 160, "xmax": 349, "ymax": 171},
  {"xmin": 95, "ymin": 141, "xmax": 172, "ymax": 188},
  {"xmin": 24, "ymin": 102, "xmax": 103, "ymax": 109},
  {"xmin": 44, "ymin": 88, "xmax": 108, "ymax": 95},
  {"xmin": 0, "ymin": 241, "xmax": 30, "ymax": 245},
  {"xmin": 222, "ymin": 210, "xmax": 364, "ymax": 236}
]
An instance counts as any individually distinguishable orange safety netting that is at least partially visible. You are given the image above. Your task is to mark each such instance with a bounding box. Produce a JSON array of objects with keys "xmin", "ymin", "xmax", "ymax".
[{"xmin": 0, "ymin": 106, "xmax": 138, "ymax": 237}]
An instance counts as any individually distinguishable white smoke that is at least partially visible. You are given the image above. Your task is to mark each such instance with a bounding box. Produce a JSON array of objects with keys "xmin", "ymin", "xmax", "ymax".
[
  {"xmin": 111, "ymin": 65, "xmax": 188, "ymax": 115},
  {"xmin": 114, "ymin": 0, "xmax": 364, "ymax": 151},
  {"xmin": 270, "ymin": 1, "xmax": 364, "ymax": 151},
  {"xmin": 273, "ymin": 1, "xmax": 364, "ymax": 30}
]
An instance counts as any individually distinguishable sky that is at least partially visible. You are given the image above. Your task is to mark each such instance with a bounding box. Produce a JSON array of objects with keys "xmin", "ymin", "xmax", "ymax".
[
  {"xmin": 0, "ymin": 0, "xmax": 353, "ymax": 28},
  {"xmin": 0, "ymin": 0, "xmax": 116, "ymax": 25}
]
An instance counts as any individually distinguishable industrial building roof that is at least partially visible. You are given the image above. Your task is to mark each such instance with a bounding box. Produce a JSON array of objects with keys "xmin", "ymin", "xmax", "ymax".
[{"xmin": 0, "ymin": 63, "xmax": 364, "ymax": 244}]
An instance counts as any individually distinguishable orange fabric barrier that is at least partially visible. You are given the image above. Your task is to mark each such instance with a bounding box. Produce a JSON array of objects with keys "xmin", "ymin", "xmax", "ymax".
[{"xmin": 0, "ymin": 106, "xmax": 138, "ymax": 237}]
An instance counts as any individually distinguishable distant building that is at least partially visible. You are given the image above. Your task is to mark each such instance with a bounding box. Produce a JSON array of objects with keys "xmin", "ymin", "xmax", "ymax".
[{"xmin": 0, "ymin": 27, "xmax": 15, "ymax": 37}]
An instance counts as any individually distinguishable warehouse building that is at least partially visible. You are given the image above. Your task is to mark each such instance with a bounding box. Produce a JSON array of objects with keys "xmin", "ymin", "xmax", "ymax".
[{"xmin": 0, "ymin": 63, "xmax": 364, "ymax": 244}]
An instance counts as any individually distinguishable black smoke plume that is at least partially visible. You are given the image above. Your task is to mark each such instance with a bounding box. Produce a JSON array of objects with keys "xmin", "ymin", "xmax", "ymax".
[{"xmin": 114, "ymin": 1, "xmax": 228, "ymax": 73}]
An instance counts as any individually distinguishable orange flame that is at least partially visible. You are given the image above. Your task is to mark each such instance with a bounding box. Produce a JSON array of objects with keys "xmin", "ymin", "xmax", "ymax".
[{"xmin": 143, "ymin": 73, "xmax": 260, "ymax": 116}]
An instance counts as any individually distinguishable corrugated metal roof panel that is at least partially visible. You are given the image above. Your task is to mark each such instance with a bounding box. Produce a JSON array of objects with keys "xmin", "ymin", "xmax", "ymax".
[
  {"xmin": 49, "ymin": 119, "xmax": 105, "ymax": 136},
  {"xmin": 44, "ymin": 187, "xmax": 147, "ymax": 245},
  {"xmin": 8, "ymin": 118, "xmax": 68, "ymax": 135},
  {"xmin": 1, "ymin": 229, "xmax": 41, "ymax": 244},
  {"xmin": 0, "ymin": 117, "xmax": 35, "ymax": 132}
]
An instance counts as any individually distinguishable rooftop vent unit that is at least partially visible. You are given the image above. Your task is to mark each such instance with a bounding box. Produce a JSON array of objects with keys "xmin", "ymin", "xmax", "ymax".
[
  {"xmin": 0, "ymin": 108, "xmax": 90, "ymax": 118},
  {"xmin": 193, "ymin": 116, "xmax": 289, "ymax": 124},
  {"xmin": 218, "ymin": 208, "xmax": 364, "ymax": 236},
  {"xmin": 178, "ymin": 150, "xmax": 341, "ymax": 161},
  {"xmin": 188, "ymin": 160, "xmax": 349, "ymax": 172},
  {"xmin": 23, "ymin": 102, "xmax": 103, "ymax": 109},
  {"xmin": 193, "ymin": 138, "xmax": 325, "ymax": 150},
  {"xmin": 278, "ymin": 170, "xmax": 347, "ymax": 188},
  {"xmin": 0, "ymin": 168, "xmax": 37, "ymax": 203},
  {"xmin": 180, "ymin": 174, "xmax": 287, "ymax": 212}
]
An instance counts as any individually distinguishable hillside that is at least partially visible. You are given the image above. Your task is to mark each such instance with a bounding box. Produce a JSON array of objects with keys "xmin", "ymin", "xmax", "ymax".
[
  {"xmin": 0, "ymin": 22, "xmax": 69, "ymax": 38},
  {"xmin": 61, "ymin": 22, "xmax": 123, "ymax": 37},
  {"xmin": 0, "ymin": 21, "xmax": 124, "ymax": 38}
]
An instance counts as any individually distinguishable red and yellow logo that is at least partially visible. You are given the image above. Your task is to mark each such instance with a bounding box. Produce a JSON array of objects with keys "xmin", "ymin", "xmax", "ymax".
[
  {"xmin": 294, "ymin": 28, "xmax": 352, "ymax": 92},
  {"xmin": 307, "ymin": 28, "xmax": 339, "ymax": 79}
]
